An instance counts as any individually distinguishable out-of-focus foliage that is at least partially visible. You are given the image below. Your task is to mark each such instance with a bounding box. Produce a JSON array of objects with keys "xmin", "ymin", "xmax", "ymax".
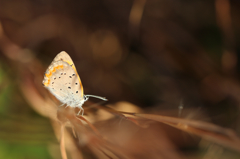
[{"xmin": 1, "ymin": 0, "xmax": 240, "ymax": 158}]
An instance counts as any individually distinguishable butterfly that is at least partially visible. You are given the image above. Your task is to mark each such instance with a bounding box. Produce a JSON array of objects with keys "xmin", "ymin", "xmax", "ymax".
[{"xmin": 42, "ymin": 51, "xmax": 107, "ymax": 115}]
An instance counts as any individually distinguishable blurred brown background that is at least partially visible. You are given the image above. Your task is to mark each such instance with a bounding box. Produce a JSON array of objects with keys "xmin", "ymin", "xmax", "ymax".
[{"xmin": 0, "ymin": 0, "xmax": 240, "ymax": 158}]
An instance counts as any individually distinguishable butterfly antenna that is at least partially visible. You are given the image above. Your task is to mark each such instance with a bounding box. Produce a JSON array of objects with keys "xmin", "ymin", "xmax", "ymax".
[{"xmin": 85, "ymin": 95, "xmax": 107, "ymax": 101}]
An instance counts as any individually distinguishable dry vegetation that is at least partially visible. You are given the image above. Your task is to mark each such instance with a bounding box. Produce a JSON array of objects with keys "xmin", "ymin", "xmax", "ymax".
[{"xmin": 0, "ymin": 0, "xmax": 240, "ymax": 159}]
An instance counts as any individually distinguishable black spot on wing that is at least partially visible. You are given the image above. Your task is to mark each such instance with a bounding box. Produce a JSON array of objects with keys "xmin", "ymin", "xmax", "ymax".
[{"xmin": 68, "ymin": 87, "xmax": 71, "ymax": 89}]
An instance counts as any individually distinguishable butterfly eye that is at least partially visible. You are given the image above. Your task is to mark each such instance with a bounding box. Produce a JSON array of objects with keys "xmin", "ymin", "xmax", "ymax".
[{"xmin": 83, "ymin": 96, "xmax": 89, "ymax": 101}]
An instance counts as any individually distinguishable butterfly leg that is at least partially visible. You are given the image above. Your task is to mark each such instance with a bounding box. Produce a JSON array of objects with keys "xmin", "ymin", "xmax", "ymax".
[
  {"xmin": 77, "ymin": 107, "xmax": 84, "ymax": 116},
  {"xmin": 60, "ymin": 103, "xmax": 65, "ymax": 107},
  {"xmin": 77, "ymin": 109, "xmax": 81, "ymax": 116},
  {"xmin": 81, "ymin": 108, "xmax": 84, "ymax": 116}
]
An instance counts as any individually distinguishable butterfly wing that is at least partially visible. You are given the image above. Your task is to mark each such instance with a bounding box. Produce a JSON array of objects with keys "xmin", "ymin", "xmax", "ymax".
[
  {"xmin": 45, "ymin": 51, "xmax": 84, "ymax": 95},
  {"xmin": 43, "ymin": 60, "xmax": 84, "ymax": 108},
  {"xmin": 52, "ymin": 51, "xmax": 76, "ymax": 68}
]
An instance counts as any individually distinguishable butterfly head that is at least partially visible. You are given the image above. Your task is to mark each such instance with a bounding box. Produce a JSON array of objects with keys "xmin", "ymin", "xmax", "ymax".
[{"xmin": 83, "ymin": 95, "xmax": 89, "ymax": 102}]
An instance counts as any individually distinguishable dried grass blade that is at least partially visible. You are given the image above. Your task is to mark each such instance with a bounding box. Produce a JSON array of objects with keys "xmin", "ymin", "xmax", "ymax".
[
  {"xmin": 60, "ymin": 123, "xmax": 68, "ymax": 159},
  {"xmin": 96, "ymin": 106, "xmax": 145, "ymax": 127},
  {"xmin": 76, "ymin": 116, "xmax": 102, "ymax": 137},
  {"xmin": 134, "ymin": 113, "xmax": 240, "ymax": 152}
]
